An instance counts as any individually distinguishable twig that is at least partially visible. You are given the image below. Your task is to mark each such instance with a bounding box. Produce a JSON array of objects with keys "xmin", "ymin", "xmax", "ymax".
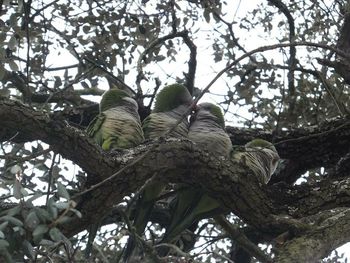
[
  {"xmin": 126, "ymin": 172, "xmax": 160, "ymax": 214},
  {"xmin": 46, "ymin": 152, "xmax": 57, "ymax": 206},
  {"xmin": 84, "ymin": 57, "xmax": 135, "ymax": 96},
  {"xmin": 311, "ymin": 62, "xmax": 347, "ymax": 116},
  {"xmin": 49, "ymin": 200, "xmax": 76, "ymax": 228},
  {"xmin": 3, "ymin": 148, "xmax": 51, "ymax": 167},
  {"xmin": 214, "ymin": 215, "xmax": 273, "ymax": 263},
  {"xmin": 118, "ymin": 208, "xmax": 162, "ymax": 263},
  {"xmin": 267, "ymin": 0, "xmax": 297, "ymax": 101},
  {"xmin": 136, "ymin": 30, "xmax": 197, "ymax": 94}
]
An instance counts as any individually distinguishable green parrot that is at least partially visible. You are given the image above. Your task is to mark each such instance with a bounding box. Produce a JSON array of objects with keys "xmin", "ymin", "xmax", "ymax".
[
  {"xmin": 85, "ymin": 88, "xmax": 144, "ymax": 257},
  {"xmin": 86, "ymin": 88, "xmax": 144, "ymax": 150},
  {"xmin": 232, "ymin": 138, "xmax": 280, "ymax": 185},
  {"xmin": 142, "ymin": 83, "xmax": 193, "ymax": 139},
  {"xmin": 161, "ymin": 135, "xmax": 279, "ymax": 253},
  {"xmin": 160, "ymin": 103, "xmax": 232, "ymax": 247},
  {"xmin": 123, "ymin": 83, "xmax": 193, "ymax": 261}
]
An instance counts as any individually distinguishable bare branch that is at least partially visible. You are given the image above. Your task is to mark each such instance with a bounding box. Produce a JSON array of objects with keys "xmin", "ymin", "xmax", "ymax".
[{"xmin": 214, "ymin": 215, "xmax": 273, "ymax": 263}]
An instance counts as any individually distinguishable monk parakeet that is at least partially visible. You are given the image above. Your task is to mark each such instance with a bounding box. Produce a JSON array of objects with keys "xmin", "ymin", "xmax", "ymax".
[
  {"xmin": 85, "ymin": 88, "xmax": 144, "ymax": 257},
  {"xmin": 142, "ymin": 83, "xmax": 193, "ymax": 139},
  {"xmin": 123, "ymin": 83, "xmax": 193, "ymax": 261},
  {"xmin": 233, "ymin": 138, "xmax": 280, "ymax": 184},
  {"xmin": 86, "ymin": 88, "xmax": 144, "ymax": 150},
  {"xmin": 160, "ymin": 103, "xmax": 232, "ymax": 248}
]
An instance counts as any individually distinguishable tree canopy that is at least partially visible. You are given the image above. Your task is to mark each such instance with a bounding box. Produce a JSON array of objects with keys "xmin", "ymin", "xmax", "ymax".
[{"xmin": 1, "ymin": 0, "xmax": 350, "ymax": 262}]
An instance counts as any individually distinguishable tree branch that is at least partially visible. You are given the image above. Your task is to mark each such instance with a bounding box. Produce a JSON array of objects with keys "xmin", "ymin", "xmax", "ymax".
[
  {"xmin": 2, "ymin": 99, "xmax": 350, "ymax": 259},
  {"xmin": 275, "ymin": 207, "xmax": 350, "ymax": 262}
]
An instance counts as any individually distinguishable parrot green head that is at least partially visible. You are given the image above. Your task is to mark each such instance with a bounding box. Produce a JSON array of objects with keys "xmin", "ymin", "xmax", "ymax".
[
  {"xmin": 100, "ymin": 88, "xmax": 133, "ymax": 112},
  {"xmin": 153, "ymin": 84, "xmax": 193, "ymax": 113},
  {"xmin": 192, "ymin": 103, "xmax": 226, "ymax": 129},
  {"xmin": 245, "ymin": 139, "xmax": 277, "ymax": 152}
]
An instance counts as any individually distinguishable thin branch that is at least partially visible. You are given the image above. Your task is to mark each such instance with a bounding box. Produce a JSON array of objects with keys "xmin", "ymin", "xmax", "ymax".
[
  {"xmin": 29, "ymin": 0, "xmax": 60, "ymax": 23},
  {"xmin": 267, "ymin": 0, "xmax": 297, "ymax": 96},
  {"xmin": 1, "ymin": 148, "xmax": 51, "ymax": 167},
  {"xmin": 194, "ymin": 41, "xmax": 348, "ymax": 107},
  {"xmin": 311, "ymin": 62, "xmax": 347, "ymax": 116},
  {"xmin": 46, "ymin": 152, "xmax": 57, "ymax": 205},
  {"xmin": 118, "ymin": 208, "xmax": 162, "ymax": 263},
  {"xmin": 84, "ymin": 57, "xmax": 136, "ymax": 96},
  {"xmin": 23, "ymin": 0, "xmax": 32, "ymax": 101},
  {"xmin": 214, "ymin": 215, "xmax": 273, "ymax": 263},
  {"xmin": 212, "ymin": 10, "xmax": 257, "ymax": 64},
  {"xmin": 182, "ymin": 32, "xmax": 197, "ymax": 95},
  {"xmin": 44, "ymin": 64, "xmax": 79, "ymax": 71},
  {"xmin": 135, "ymin": 30, "xmax": 197, "ymax": 95}
]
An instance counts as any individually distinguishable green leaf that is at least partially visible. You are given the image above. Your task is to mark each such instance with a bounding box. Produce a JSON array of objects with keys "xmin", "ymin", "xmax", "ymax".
[
  {"xmin": 10, "ymin": 165, "xmax": 21, "ymax": 174},
  {"xmin": 13, "ymin": 179, "xmax": 22, "ymax": 200},
  {"xmin": 49, "ymin": 227, "xmax": 62, "ymax": 242},
  {"xmin": 0, "ymin": 239, "xmax": 9, "ymax": 250},
  {"xmin": 69, "ymin": 208, "xmax": 82, "ymax": 218},
  {"xmin": 203, "ymin": 8, "xmax": 211, "ymax": 23},
  {"xmin": 47, "ymin": 199, "xmax": 58, "ymax": 219},
  {"xmin": 34, "ymin": 208, "xmax": 52, "ymax": 222},
  {"xmin": 55, "ymin": 216, "xmax": 70, "ymax": 224},
  {"xmin": 3, "ymin": 205, "xmax": 21, "ymax": 217},
  {"xmin": 39, "ymin": 239, "xmax": 55, "ymax": 246},
  {"xmin": 0, "ymin": 64, "xmax": 5, "ymax": 80},
  {"xmin": 54, "ymin": 202, "xmax": 69, "ymax": 210},
  {"xmin": 9, "ymin": 13, "xmax": 17, "ymax": 27},
  {"xmin": 33, "ymin": 224, "xmax": 49, "ymax": 237},
  {"xmin": 25, "ymin": 211, "xmax": 39, "ymax": 230},
  {"xmin": 0, "ymin": 230, "xmax": 4, "ymax": 239},
  {"xmin": 20, "ymin": 187, "xmax": 29, "ymax": 197},
  {"xmin": 8, "ymin": 60, "xmax": 19, "ymax": 71},
  {"xmin": 0, "ymin": 215, "xmax": 23, "ymax": 227},
  {"xmin": 0, "ymin": 221, "xmax": 8, "ymax": 231},
  {"xmin": 57, "ymin": 182, "xmax": 70, "ymax": 200},
  {"xmin": 8, "ymin": 36, "xmax": 17, "ymax": 50}
]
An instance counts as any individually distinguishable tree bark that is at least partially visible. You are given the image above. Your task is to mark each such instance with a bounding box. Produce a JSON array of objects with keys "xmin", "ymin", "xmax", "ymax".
[{"xmin": 2, "ymin": 99, "xmax": 350, "ymax": 262}]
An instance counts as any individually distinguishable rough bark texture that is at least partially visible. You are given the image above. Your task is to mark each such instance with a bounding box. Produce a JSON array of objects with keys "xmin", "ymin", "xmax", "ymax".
[{"xmin": 1, "ymin": 99, "xmax": 350, "ymax": 262}]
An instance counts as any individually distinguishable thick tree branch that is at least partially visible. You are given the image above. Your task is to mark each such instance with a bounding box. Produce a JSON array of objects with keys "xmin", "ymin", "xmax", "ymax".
[
  {"xmin": 275, "ymin": 207, "xmax": 350, "ymax": 262},
  {"xmin": 0, "ymin": 99, "xmax": 112, "ymax": 179},
  {"xmin": 0, "ymin": 99, "xmax": 277, "ymax": 237},
  {"xmin": 2, "ymin": 99, "xmax": 350, "ymax": 259},
  {"xmin": 269, "ymin": 177, "xmax": 350, "ymax": 218}
]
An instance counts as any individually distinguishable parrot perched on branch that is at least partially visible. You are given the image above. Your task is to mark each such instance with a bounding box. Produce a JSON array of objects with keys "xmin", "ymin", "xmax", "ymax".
[
  {"xmin": 233, "ymin": 138, "xmax": 280, "ymax": 185},
  {"xmin": 160, "ymin": 106, "xmax": 280, "ymax": 253},
  {"xmin": 86, "ymin": 88, "xmax": 144, "ymax": 150},
  {"xmin": 160, "ymin": 102, "xmax": 232, "ymax": 248},
  {"xmin": 85, "ymin": 87, "xmax": 144, "ymax": 258},
  {"xmin": 142, "ymin": 83, "xmax": 193, "ymax": 139},
  {"xmin": 123, "ymin": 83, "xmax": 193, "ymax": 261}
]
